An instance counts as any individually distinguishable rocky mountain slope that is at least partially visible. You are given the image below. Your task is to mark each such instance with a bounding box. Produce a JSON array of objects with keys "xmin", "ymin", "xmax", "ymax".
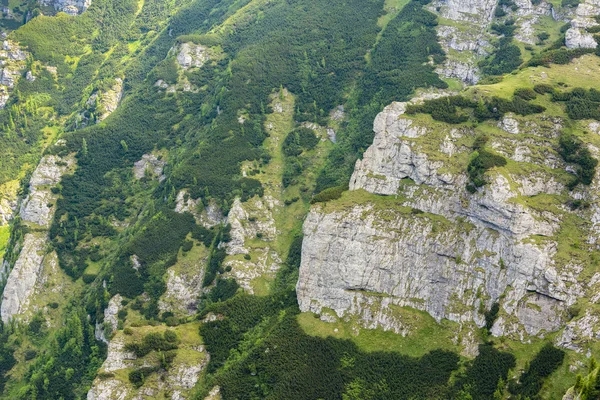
[{"xmin": 1, "ymin": 0, "xmax": 600, "ymax": 399}]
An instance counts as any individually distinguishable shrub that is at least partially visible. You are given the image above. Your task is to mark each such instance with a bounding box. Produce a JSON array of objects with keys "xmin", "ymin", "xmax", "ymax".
[
  {"xmin": 82, "ymin": 273, "xmax": 97, "ymax": 284},
  {"xmin": 558, "ymin": 133, "xmax": 598, "ymax": 188},
  {"xmin": 164, "ymin": 330, "xmax": 178, "ymax": 343},
  {"xmin": 533, "ymin": 83, "xmax": 554, "ymax": 94},
  {"xmin": 467, "ymin": 150, "xmax": 507, "ymax": 188},
  {"xmin": 24, "ymin": 350, "xmax": 37, "ymax": 361},
  {"xmin": 282, "ymin": 128, "xmax": 319, "ymax": 157},
  {"xmin": 129, "ymin": 367, "xmax": 157, "ymax": 388},
  {"xmin": 311, "ymin": 185, "xmax": 347, "ymax": 203},
  {"xmin": 484, "ymin": 302, "xmax": 500, "ymax": 331},
  {"xmin": 514, "ymin": 87, "xmax": 537, "ymax": 100},
  {"xmin": 207, "ymin": 278, "xmax": 240, "ymax": 303},
  {"xmin": 181, "ymin": 240, "xmax": 193, "ymax": 253},
  {"xmin": 480, "ymin": 38, "xmax": 522, "ymax": 75},
  {"xmin": 453, "ymin": 344, "xmax": 516, "ymax": 400},
  {"xmin": 124, "ymin": 331, "xmax": 178, "ymax": 357}
]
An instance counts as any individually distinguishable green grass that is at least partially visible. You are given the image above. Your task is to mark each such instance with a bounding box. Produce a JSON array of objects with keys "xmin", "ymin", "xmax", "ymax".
[
  {"xmin": 297, "ymin": 307, "xmax": 461, "ymax": 358},
  {"xmin": 471, "ymin": 54, "xmax": 600, "ymax": 100},
  {"xmin": 0, "ymin": 225, "xmax": 10, "ymax": 259}
]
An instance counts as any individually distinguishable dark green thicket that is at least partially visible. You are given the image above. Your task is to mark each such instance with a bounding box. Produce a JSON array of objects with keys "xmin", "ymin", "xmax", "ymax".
[
  {"xmin": 0, "ymin": 323, "xmax": 16, "ymax": 394},
  {"xmin": 452, "ymin": 344, "xmax": 516, "ymax": 400},
  {"xmin": 510, "ymin": 344, "xmax": 565, "ymax": 398},
  {"xmin": 467, "ymin": 150, "xmax": 507, "ymax": 190},
  {"xmin": 558, "ymin": 132, "xmax": 598, "ymax": 189},
  {"xmin": 315, "ymin": 0, "xmax": 447, "ymax": 191},
  {"xmin": 124, "ymin": 331, "xmax": 179, "ymax": 358},
  {"xmin": 550, "ymin": 87, "xmax": 600, "ymax": 120},
  {"xmin": 110, "ymin": 210, "xmax": 196, "ymax": 302},
  {"xmin": 528, "ymin": 47, "xmax": 595, "ymax": 67},
  {"xmin": 21, "ymin": 309, "xmax": 106, "ymax": 399},
  {"xmin": 514, "ymin": 87, "xmax": 537, "ymax": 100},
  {"xmin": 405, "ymin": 93, "xmax": 545, "ymax": 126},
  {"xmin": 406, "ymin": 96, "xmax": 477, "ymax": 124},
  {"xmin": 484, "ymin": 302, "xmax": 501, "ymax": 331},
  {"xmin": 311, "ymin": 184, "xmax": 348, "ymax": 203},
  {"xmin": 480, "ymin": 37, "xmax": 522, "ymax": 76},
  {"xmin": 198, "ymin": 238, "xmax": 461, "ymax": 399},
  {"xmin": 281, "ymin": 127, "xmax": 319, "ymax": 187}
]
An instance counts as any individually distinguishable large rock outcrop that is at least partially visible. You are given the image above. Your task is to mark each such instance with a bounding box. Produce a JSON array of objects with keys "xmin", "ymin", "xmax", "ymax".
[
  {"xmin": 431, "ymin": 0, "xmax": 498, "ymax": 84},
  {"xmin": 20, "ymin": 155, "xmax": 75, "ymax": 228},
  {"xmin": 0, "ymin": 40, "xmax": 28, "ymax": 109},
  {"xmin": 38, "ymin": 0, "xmax": 91, "ymax": 15},
  {"xmin": 0, "ymin": 234, "xmax": 47, "ymax": 322},
  {"xmin": 1, "ymin": 153, "xmax": 75, "ymax": 322},
  {"xmin": 88, "ymin": 329, "xmax": 207, "ymax": 400},
  {"xmin": 297, "ymin": 100, "xmax": 589, "ymax": 343},
  {"xmin": 565, "ymin": 0, "xmax": 600, "ymax": 48}
]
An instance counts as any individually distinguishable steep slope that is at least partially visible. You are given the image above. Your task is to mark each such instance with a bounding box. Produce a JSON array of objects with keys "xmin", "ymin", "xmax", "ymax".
[
  {"xmin": 0, "ymin": 0, "xmax": 600, "ymax": 398},
  {"xmin": 297, "ymin": 55, "xmax": 600, "ymax": 397}
]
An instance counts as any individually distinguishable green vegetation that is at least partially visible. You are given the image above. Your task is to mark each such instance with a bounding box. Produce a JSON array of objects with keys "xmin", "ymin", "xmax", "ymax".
[
  {"xmin": 509, "ymin": 344, "xmax": 565, "ymax": 398},
  {"xmin": 558, "ymin": 132, "xmax": 598, "ymax": 189},
  {"xmin": 282, "ymin": 127, "xmax": 319, "ymax": 187},
  {"xmin": 124, "ymin": 330, "xmax": 179, "ymax": 358},
  {"xmin": 452, "ymin": 344, "xmax": 516, "ymax": 400},
  {"xmin": 570, "ymin": 358, "xmax": 600, "ymax": 399},
  {"xmin": 316, "ymin": 0, "xmax": 447, "ymax": 191},
  {"xmin": 311, "ymin": 185, "xmax": 348, "ymax": 204},
  {"xmin": 481, "ymin": 37, "xmax": 523, "ymax": 76},
  {"xmin": 0, "ymin": 0, "xmax": 598, "ymax": 397},
  {"xmin": 467, "ymin": 150, "xmax": 508, "ymax": 190}
]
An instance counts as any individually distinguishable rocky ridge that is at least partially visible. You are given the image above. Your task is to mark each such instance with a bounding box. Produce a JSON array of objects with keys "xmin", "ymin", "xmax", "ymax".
[
  {"xmin": 1, "ymin": 153, "xmax": 75, "ymax": 322},
  {"xmin": 296, "ymin": 97, "xmax": 596, "ymax": 348},
  {"xmin": 565, "ymin": 0, "xmax": 600, "ymax": 48},
  {"xmin": 87, "ymin": 328, "xmax": 208, "ymax": 400},
  {"xmin": 38, "ymin": 0, "xmax": 91, "ymax": 16},
  {"xmin": 0, "ymin": 39, "xmax": 28, "ymax": 109}
]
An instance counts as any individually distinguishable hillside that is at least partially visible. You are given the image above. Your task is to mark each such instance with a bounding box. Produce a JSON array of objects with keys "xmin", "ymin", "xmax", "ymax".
[{"xmin": 0, "ymin": 0, "xmax": 600, "ymax": 399}]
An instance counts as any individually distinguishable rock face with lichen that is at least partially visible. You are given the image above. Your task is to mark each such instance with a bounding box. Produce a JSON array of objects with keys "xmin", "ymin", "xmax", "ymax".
[
  {"xmin": 1, "ymin": 153, "xmax": 75, "ymax": 323},
  {"xmin": 297, "ymin": 97, "xmax": 598, "ymax": 347},
  {"xmin": 38, "ymin": 0, "xmax": 92, "ymax": 15},
  {"xmin": 87, "ymin": 329, "xmax": 208, "ymax": 400},
  {"xmin": 565, "ymin": 0, "xmax": 600, "ymax": 48},
  {"xmin": 0, "ymin": 40, "xmax": 29, "ymax": 109},
  {"xmin": 20, "ymin": 155, "xmax": 76, "ymax": 228}
]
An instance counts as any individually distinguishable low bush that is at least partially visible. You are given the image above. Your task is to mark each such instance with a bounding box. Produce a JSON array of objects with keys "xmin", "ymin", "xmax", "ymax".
[
  {"xmin": 467, "ymin": 150, "xmax": 507, "ymax": 188},
  {"xmin": 311, "ymin": 185, "xmax": 347, "ymax": 203},
  {"xmin": 514, "ymin": 87, "xmax": 537, "ymax": 100}
]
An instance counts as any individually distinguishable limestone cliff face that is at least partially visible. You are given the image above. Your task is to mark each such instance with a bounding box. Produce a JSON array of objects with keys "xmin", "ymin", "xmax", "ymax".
[
  {"xmin": 431, "ymin": 0, "xmax": 498, "ymax": 84},
  {"xmin": 1, "ymin": 153, "xmax": 75, "ymax": 322},
  {"xmin": 0, "ymin": 40, "xmax": 28, "ymax": 109},
  {"xmin": 297, "ymin": 99, "xmax": 594, "ymax": 345},
  {"xmin": 87, "ymin": 329, "xmax": 207, "ymax": 400},
  {"xmin": 20, "ymin": 155, "xmax": 75, "ymax": 228},
  {"xmin": 565, "ymin": 0, "xmax": 600, "ymax": 48},
  {"xmin": 38, "ymin": 0, "xmax": 91, "ymax": 16}
]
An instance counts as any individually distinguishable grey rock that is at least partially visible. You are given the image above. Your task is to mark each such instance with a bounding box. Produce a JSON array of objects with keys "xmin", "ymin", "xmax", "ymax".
[
  {"xmin": 20, "ymin": 155, "xmax": 75, "ymax": 228},
  {"xmin": 297, "ymin": 101, "xmax": 583, "ymax": 341},
  {"xmin": 38, "ymin": 0, "xmax": 91, "ymax": 14},
  {"xmin": 133, "ymin": 154, "xmax": 166, "ymax": 182},
  {"xmin": 565, "ymin": 0, "xmax": 600, "ymax": 48},
  {"xmin": 566, "ymin": 27, "xmax": 597, "ymax": 48},
  {"xmin": 1, "ymin": 234, "xmax": 47, "ymax": 322},
  {"xmin": 176, "ymin": 43, "xmax": 209, "ymax": 70}
]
